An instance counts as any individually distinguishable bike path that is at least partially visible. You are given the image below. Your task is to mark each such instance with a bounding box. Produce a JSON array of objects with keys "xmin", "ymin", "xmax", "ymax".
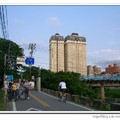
[{"xmin": 15, "ymin": 90, "xmax": 94, "ymax": 111}]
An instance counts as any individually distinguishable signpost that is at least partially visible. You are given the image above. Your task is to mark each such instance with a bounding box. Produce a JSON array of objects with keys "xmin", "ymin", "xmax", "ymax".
[
  {"xmin": 6, "ymin": 75, "xmax": 14, "ymax": 81},
  {"xmin": 25, "ymin": 57, "xmax": 34, "ymax": 65},
  {"xmin": 25, "ymin": 57, "xmax": 35, "ymax": 80},
  {"xmin": 17, "ymin": 57, "xmax": 25, "ymax": 65}
]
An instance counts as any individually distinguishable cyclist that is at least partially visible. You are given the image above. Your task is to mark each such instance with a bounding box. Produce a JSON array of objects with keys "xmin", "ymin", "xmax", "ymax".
[{"xmin": 59, "ymin": 80, "xmax": 67, "ymax": 102}]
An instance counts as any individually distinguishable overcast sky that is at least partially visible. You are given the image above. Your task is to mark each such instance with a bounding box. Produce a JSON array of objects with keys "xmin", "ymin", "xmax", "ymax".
[{"xmin": 6, "ymin": 5, "xmax": 120, "ymax": 71}]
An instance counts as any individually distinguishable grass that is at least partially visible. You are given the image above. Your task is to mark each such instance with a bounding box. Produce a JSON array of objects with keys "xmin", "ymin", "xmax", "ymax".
[{"xmin": 0, "ymin": 89, "xmax": 6, "ymax": 111}]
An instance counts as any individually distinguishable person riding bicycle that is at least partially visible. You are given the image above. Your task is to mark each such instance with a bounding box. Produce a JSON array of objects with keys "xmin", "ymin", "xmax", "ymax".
[{"xmin": 59, "ymin": 80, "xmax": 67, "ymax": 101}]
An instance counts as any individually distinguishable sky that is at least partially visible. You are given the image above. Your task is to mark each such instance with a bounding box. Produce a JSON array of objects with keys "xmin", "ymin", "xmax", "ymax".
[{"xmin": 6, "ymin": 5, "xmax": 120, "ymax": 71}]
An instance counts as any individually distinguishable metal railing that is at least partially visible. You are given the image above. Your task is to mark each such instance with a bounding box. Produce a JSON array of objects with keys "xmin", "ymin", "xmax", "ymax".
[{"xmin": 80, "ymin": 75, "xmax": 120, "ymax": 81}]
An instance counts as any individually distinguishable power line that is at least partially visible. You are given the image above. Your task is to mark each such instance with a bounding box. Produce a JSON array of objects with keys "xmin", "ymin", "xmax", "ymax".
[
  {"xmin": 0, "ymin": 5, "xmax": 9, "ymax": 39},
  {"xmin": 5, "ymin": 5, "xmax": 9, "ymax": 38}
]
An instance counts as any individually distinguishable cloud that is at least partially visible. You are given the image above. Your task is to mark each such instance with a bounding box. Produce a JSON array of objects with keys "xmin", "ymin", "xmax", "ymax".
[
  {"xmin": 94, "ymin": 57, "xmax": 120, "ymax": 70},
  {"xmin": 92, "ymin": 48, "xmax": 120, "ymax": 56},
  {"xmin": 87, "ymin": 48, "xmax": 120, "ymax": 70},
  {"xmin": 17, "ymin": 38, "xmax": 45, "ymax": 49},
  {"xmin": 49, "ymin": 16, "xmax": 62, "ymax": 26}
]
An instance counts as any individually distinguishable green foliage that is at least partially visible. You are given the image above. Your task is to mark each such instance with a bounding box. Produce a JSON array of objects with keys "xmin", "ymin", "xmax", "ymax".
[
  {"xmin": 40, "ymin": 69, "xmax": 96, "ymax": 98},
  {"xmin": 0, "ymin": 89, "xmax": 5, "ymax": 110},
  {"xmin": 0, "ymin": 38, "xmax": 24, "ymax": 86},
  {"xmin": 105, "ymin": 88, "xmax": 120, "ymax": 98}
]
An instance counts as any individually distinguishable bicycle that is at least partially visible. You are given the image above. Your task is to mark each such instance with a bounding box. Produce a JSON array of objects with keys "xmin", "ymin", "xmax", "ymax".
[
  {"xmin": 59, "ymin": 90, "xmax": 67, "ymax": 103},
  {"xmin": 12, "ymin": 90, "xmax": 18, "ymax": 102},
  {"xmin": 6, "ymin": 88, "xmax": 18, "ymax": 102},
  {"xmin": 7, "ymin": 88, "xmax": 12, "ymax": 101},
  {"xmin": 19, "ymin": 86, "xmax": 29, "ymax": 100}
]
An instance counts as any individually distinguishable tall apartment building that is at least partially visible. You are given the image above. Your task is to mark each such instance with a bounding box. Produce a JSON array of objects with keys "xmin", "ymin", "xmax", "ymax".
[
  {"xmin": 93, "ymin": 66, "xmax": 102, "ymax": 75},
  {"xmin": 87, "ymin": 65, "xmax": 102, "ymax": 75},
  {"xmin": 87, "ymin": 65, "xmax": 94, "ymax": 75},
  {"xmin": 64, "ymin": 33, "xmax": 87, "ymax": 75},
  {"xmin": 49, "ymin": 33, "xmax": 87, "ymax": 75},
  {"xmin": 49, "ymin": 33, "xmax": 64, "ymax": 72}
]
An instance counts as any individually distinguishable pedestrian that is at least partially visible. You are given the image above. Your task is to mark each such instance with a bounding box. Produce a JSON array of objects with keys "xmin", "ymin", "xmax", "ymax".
[
  {"xmin": 16, "ymin": 82, "xmax": 20, "ymax": 99},
  {"xmin": 23, "ymin": 80, "xmax": 31, "ymax": 99},
  {"xmin": 8, "ymin": 80, "xmax": 13, "ymax": 101},
  {"xmin": 29, "ymin": 80, "xmax": 35, "ymax": 90},
  {"xmin": 4, "ymin": 78, "xmax": 9, "ymax": 98},
  {"xmin": 11, "ymin": 81, "xmax": 17, "ymax": 100},
  {"xmin": 9, "ymin": 80, "xmax": 13, "ymax": 89}
]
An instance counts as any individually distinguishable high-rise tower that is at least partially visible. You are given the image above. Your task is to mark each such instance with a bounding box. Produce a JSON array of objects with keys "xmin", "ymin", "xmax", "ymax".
[
  {"xmin": 64, "ymin": 33, "xmax": 87, "ymax": 75},
  {"xmin": 49, "ymin": 33, "xmax": 64, "ymax": 72},
  {"xmin": 49, "ymin": 33, "xmax": 87, "ymax": 75}
]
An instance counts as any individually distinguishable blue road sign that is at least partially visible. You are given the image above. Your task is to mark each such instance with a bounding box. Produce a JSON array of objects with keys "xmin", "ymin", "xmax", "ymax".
[
  {"xmin": 6, "ymin": 75, "xmax": 14, "ymax": 81},
  {"xmin": 25, "ymin": 57, "xmax": 34, "ymax": 65}
]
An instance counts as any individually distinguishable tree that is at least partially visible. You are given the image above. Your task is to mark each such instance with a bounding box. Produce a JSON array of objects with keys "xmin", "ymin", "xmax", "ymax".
[
  {"xmin": 40, "ymin": 70, "xmax": 95, "ymax": 97},
  {"xmin": 0, "ymin": 38, "xmax": 24, "ymax": 87}
]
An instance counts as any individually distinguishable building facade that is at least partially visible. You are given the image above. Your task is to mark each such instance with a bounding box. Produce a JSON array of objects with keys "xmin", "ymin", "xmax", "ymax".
[
  {"xmin": 87, "ymin": 65, "xmax": 94, "ymax": 75},
  {"xmin": 87, "ymin": 65, "xmax": 101, "ymax": 75},
  {"xmin": 49, "ymin": 33, "xmax": 64, "ymax": 72},
  {"xmin": 49, "ymin": 33, "xmax": 87, "ymax": 75},
  {"xmin": 64, "ymin": 33, "xmax": 87, "ymax": 75},
  {"xmin": 105, "ymin": 64, "xmax": 120, "ymax": 74},
  {"xmin": 93, "ymin": 66, "xmax": 102, "ymax": 75}
]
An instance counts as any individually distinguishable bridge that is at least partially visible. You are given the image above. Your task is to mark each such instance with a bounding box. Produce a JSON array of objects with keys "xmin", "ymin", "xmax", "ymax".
[{"xmin": 80, "ymin": 75, "xmax": 120, "ymax": 101}]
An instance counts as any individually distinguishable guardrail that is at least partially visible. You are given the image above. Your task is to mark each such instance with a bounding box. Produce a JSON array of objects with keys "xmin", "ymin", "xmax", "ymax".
[{"xmin": 80, "ymin": 75, "xmax": 120, "ymax": 81}]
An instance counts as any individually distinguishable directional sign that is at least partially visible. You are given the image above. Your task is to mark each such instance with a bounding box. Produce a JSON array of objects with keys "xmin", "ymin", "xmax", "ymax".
[
  {"xmin": 17, "ymin": 57, "xmax": 25, "ymax": 65},
  {"xmin": 6, "ymin": 75, "xmax": 14, "ymax": 81},
  {"xmin": 25, "ymin": 57, "xmax": 34, "ymax": 65}
]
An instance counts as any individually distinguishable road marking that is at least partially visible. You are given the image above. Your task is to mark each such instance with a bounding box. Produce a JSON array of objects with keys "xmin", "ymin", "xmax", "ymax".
[
  {"xmin": 41, "ymin": 91, "xmax": 93, "ymax": 111},
  {"xmin": 26, "ymin": 107, "xmax": 41, "ymax": 111},
  {"xmin": 12, "ymin": 101, "xmax": 16, "ymax": 111},
  {"xmin": 29, "ymin": 92, "xmax": 49, "ymax": 107}
]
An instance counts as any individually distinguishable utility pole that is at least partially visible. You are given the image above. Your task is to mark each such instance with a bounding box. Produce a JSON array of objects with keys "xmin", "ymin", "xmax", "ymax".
[
  {"xmin": 3, "ymin": 54, "xmax": 7, "ymax": 84},
  {"xmin": 28, "ymin": 43, "xmax": 36, "ymax": 80},
  {"xmin": 37, "ymin": 66, "xmax": 41, "ymax": 91}
]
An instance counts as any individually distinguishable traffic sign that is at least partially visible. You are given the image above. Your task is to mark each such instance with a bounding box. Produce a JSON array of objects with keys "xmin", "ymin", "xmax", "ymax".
[
  {"xmin": 6, "ymin": 75, "xmax": 14, "ymax": 81},
  {"xmin": 17, "ymin": 57, "xmax": 25, "ymax": 65},
  {"xmin": 25, "ymin": 57, "xmax": 34, "ymax": 65}
]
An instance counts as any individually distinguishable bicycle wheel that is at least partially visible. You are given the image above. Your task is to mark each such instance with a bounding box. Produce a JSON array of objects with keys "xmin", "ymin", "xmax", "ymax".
[
  {"xmin": 62, "ymin": 95, "xmax": 67, "ymax": 103},
  {"xmin": 19, "ymin": 89, "xmax": 26, "ymax": 100}
]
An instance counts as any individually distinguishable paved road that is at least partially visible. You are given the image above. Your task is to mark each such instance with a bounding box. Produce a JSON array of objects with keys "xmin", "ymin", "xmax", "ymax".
[{"xmin": 10, "ymin": 90, "xmax": 94, "ymax": 111}]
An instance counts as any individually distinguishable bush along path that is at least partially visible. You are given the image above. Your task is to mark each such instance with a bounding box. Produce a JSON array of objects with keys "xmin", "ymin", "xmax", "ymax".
[{"xmin": 0, "ymin": 89, "xmax": 6, "ymax": 111}]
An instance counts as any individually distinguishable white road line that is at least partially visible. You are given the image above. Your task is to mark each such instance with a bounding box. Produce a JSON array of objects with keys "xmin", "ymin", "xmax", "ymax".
[
  {"xmin": 26, "ymin": 108, "xmax": 41, "ymax": 111},
  {"xmin": 40, "ymin": 91, "xmax": 93, "ymax": 111},
  {"xmin": 12, "ymin": 100, "xmax": 17, "ymax": 111}
]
